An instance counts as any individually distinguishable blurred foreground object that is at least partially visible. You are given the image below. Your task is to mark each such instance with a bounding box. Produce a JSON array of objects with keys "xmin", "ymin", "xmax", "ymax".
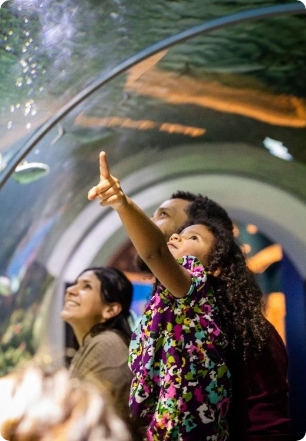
[
  {"xmin": 0, "ymin": 276, "xmax": 12, "ymax": 297},
  {"xmin": 0, "ymin": 365, "xmax": 133, "ymax": 441}
]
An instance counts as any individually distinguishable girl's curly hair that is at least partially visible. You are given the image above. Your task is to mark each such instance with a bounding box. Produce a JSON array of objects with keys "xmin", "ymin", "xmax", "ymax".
[{"xmin": 184, "ymin": 215, "xmax": 270, "ymax": 361}]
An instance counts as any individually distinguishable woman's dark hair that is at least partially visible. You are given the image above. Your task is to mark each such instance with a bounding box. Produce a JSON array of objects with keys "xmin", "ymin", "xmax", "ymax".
[
  {"xmin": 78, "ymin": 266, "xmax": 133, "ymax": 346},
  {"xmin": 183, "ymin": 216, "xmax": 270, "ymax": 361}
]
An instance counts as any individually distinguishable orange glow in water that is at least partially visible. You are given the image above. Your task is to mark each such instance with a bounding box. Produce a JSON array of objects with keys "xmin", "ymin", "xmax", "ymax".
[
  {"xmin": 75, "ymin": 113, "xmax": 206, "ymax": 137},
  {"xmin": 265, "ymin": 292, "xmax": 287, "ymax": 344}
]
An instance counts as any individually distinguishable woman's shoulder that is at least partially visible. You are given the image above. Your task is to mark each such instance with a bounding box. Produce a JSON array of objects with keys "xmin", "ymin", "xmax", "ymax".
[
  {"xmin": 80, "ymin": 331, "xmax": 129, "ymax": 364},
  {"xmin": 90, "ymin": 329, "xmax": 127, "ymax": 345}
]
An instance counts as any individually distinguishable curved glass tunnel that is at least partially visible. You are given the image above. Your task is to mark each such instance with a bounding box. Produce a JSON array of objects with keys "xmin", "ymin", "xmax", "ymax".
[{"xmin": 0, "ymin": 0, "xmax": 306, "ymax": 438}]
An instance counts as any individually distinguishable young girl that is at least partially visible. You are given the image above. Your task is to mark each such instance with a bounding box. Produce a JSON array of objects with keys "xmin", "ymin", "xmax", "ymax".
[{"xmin": 88, "ymin": 152, "xmax": 232, "ymax": 441}]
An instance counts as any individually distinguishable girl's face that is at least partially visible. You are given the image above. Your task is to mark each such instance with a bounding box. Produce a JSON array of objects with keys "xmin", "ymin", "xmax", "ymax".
[
  {"xmin": 167, "ymin": 224, "xmax": 215, "ymax": 266},
  {"xmin": 61, "ymin": 270, "xmax": 105, "ymax": 331}
]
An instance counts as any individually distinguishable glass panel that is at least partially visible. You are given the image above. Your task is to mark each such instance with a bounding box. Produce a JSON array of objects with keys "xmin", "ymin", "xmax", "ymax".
[
  {"xmin": 1, "ymin": 4, "xmax": 306, "ymax": 437},
  {"xmin": 0, "ymin": 6, "xmax": 305, "ymax": 426}
]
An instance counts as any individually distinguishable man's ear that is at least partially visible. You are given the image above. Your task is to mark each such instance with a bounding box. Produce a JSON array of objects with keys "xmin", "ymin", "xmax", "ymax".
[{"xmin": 102, "ymin": 302, "xmax": 122, "ymax": 320}]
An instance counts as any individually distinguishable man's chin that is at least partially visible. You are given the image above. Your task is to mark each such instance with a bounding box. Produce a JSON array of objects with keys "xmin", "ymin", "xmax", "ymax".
[
  {"xmin": 135, "ymin": 254, "xmax": 153, "ymax": 275},
  {"xmin": 135, "ymin": 231, "xmax": 172, "ymax": 274}
]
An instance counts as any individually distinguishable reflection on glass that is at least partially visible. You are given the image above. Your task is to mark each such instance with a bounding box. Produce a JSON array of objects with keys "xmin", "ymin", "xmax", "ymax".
[{"xmin": 12, "ymin": 161, "xmax": 50, "ymax": 184}]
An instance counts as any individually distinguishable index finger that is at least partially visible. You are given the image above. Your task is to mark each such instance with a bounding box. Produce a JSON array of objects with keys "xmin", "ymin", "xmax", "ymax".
[{"xmin": 99, "ymin": 151, "xmax": 110, "ymax": 181}]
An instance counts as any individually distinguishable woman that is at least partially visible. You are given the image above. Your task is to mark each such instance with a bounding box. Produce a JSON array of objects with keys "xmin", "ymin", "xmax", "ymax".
[{"xmin": 60, "ymin": 266, "xmax": 133, "ymax": 418}]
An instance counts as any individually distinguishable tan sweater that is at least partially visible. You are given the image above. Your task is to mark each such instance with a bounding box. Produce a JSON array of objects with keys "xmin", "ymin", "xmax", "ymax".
[{"xmin": 69, "ymin": 330, "xmax": 132, "ymax": 416}]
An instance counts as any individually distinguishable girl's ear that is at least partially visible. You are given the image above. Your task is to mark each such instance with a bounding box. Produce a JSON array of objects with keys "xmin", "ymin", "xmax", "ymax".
[
  {"xmin": 102, "ymin": 302, "xmax": 122, "ymax": 320},
  {"xmin": 212, "ymin": 268, "xmax": 221, "ymax": 277}
]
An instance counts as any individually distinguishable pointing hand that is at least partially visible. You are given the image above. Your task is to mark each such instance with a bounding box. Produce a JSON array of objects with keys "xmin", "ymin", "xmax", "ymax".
[{"xmin": 87, "ymin": 152, "xmax": 127, "ymax": 210}]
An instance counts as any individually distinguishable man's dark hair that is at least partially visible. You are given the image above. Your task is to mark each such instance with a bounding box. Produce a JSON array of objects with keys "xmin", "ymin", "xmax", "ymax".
[
  {"xmin": 171, "ymin": 190, "xmax": 199, "ymax": 202},
  {"xmin": 172, "ymin": 190, "xmax": 234, "ymax": 235}
]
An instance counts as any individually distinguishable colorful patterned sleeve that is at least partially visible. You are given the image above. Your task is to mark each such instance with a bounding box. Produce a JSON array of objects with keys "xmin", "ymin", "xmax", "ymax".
[{"xmin": 176, "ymin": 255, "xmax": 208, "ymax": 297}]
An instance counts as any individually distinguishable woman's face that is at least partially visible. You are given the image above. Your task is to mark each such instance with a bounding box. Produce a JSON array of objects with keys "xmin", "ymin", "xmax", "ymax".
[{"xmin": 61, "ymin": 270, "xmax": 105, "ymax": 332}]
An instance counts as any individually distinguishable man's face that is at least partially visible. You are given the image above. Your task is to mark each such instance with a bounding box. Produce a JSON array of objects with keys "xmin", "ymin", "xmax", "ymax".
[{"xmin": 151, "ymin": 198, "xmax": 190, "ymax": 239}]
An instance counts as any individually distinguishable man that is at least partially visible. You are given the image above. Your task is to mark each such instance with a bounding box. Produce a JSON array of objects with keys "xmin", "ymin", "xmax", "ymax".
[
  {"xmin": 151, "ymin": 190, "xmax": 234, "ymax": 239},
  {"xmin": 138, "ymin": 190, "xmax": 293, "ymax": 441},
  {"xmin": 135, "ymin": 190, "xmax": 233, "ymax": 274}
]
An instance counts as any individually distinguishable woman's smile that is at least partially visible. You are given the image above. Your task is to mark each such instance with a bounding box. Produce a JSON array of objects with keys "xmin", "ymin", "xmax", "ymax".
[{"xmin": 64, "ymin": 299, "xmax": 79, "ymax": 307}]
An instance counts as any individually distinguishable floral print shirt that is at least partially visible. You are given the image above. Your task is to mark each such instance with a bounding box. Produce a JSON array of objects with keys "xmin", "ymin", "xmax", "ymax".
[{"xmin": 129, "ymin": 255, "xmax": 231, "ymax": 441}]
